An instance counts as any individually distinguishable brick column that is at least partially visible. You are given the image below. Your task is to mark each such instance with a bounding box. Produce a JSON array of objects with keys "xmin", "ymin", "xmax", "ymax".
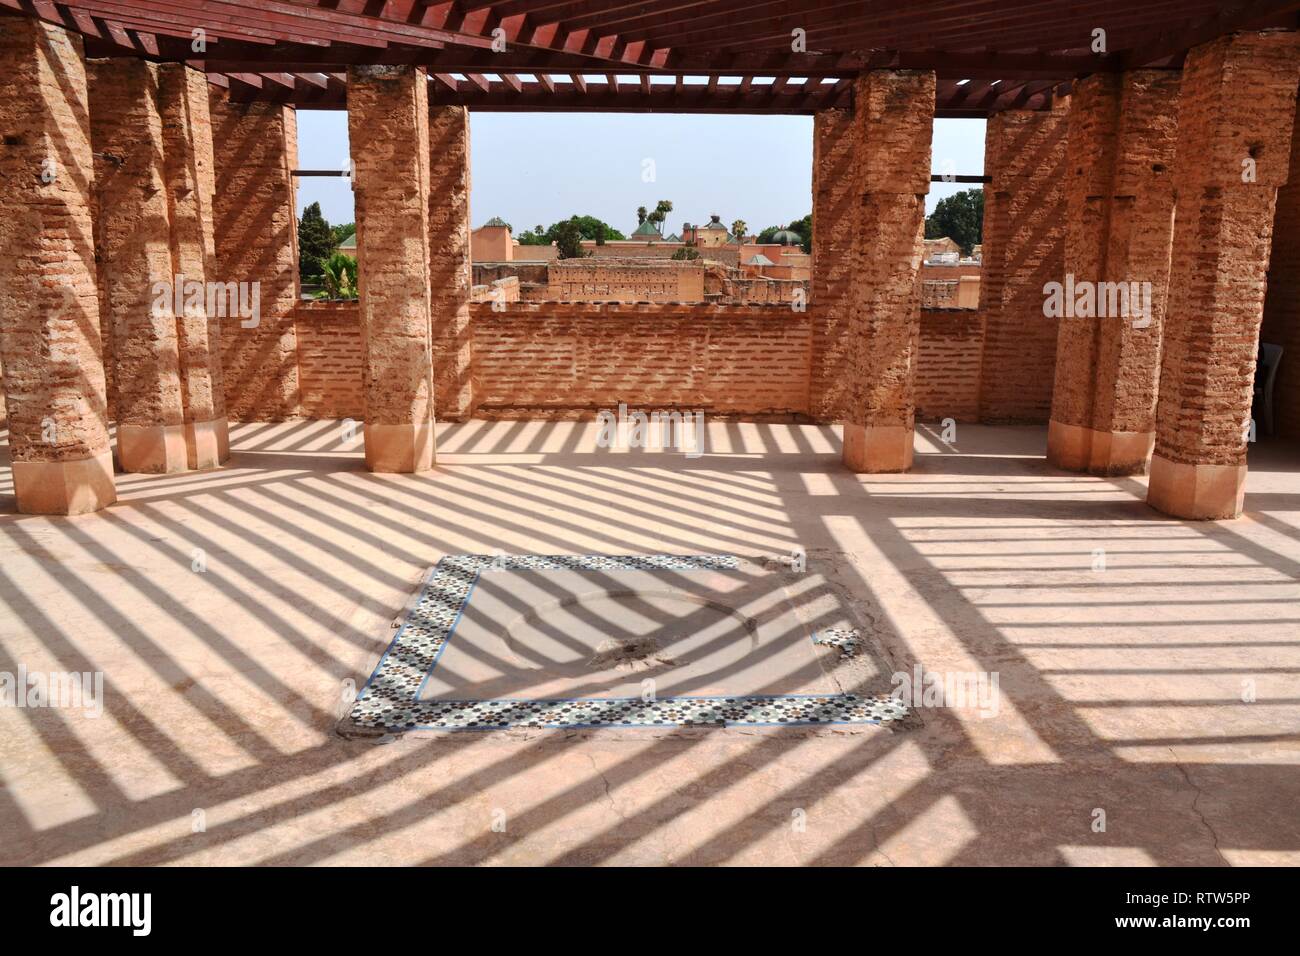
[
  {"xmin": 159, "ymin": 64, "xmax": 228, "ymax": 468},
  {"xmin": 842, "ymin": 70, "xmax": 934, "ymax": 473},
  {"xmin": 1149, "ymin": 31, "xmax": 1300, "ymax": 520},
  {"xmin": 88, "ymin": 59, "xmax": 188, "ymax": 473},
  {"xmin": 977, "ymin": 100, "xmax": 1069, "ymax": 423},
  {"xmin": 429, "ymin": 105, "xmax": 473, "ymax": 420},
  {"xmin": 209, "ymin": 92, "xmax": 300, "ymax": 421},
  {"xmin": 348, "ymin": 66, "xmax": 435, "ymax": 472},
  {"xmin": 0, "ymin": 20, "xmax": 115, "ymax": 514},
  {"xmin": 809, "ymin": 107, "xmax": 854, "ymax": 422},
  {"xmin": 1048, "ymin": 72, "xmax": 1179, "ymax": 475}
]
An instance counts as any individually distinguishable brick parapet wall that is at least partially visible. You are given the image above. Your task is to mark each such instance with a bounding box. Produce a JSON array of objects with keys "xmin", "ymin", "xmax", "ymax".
[
  {"xmin": 295, "ymin": 300, "xmax": 364, "ymax": 419},
  {"xmin": 470, "ymin": 303, "xmax": 812, "ymax": 416},
  {"xmin": 917, "ymin": 309, "xmax": 986, "ymax": 422},
  {"xmin": 226, "ymin": 303, "xmax": 989, "ymax": 423}
]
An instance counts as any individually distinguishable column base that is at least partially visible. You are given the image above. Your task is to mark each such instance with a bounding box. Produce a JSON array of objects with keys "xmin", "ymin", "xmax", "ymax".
[
  {"xmin": 1088, "ymin": 429, "xmax": 1154, "ymax": 476},
  {"xmin": 364, "ymin": 420, "xmax": 436, "ymax": 473},
  {"xmin": 117, "ymin": 423, "xmax": 191, "ymax": 474},
  {"xmin": 184, "ymin": 418, "xmax": 228, "ymax": 471},
  {"xmin": 13, "ymin": 450, "xmax": 117, "ymax": 515},
  {"xmin": 1046, "ymin": 419, "xmax": 1092, "ymax": 472},
  {"xmin": 843, "ymin": 423, "xmax": 913, "ymax": 473},
  {"xmin": 1048, "ymin": 421, "xmax": 1155, "ymax": 476},
  {"xmin": 216, "ymin": 417, "xmax": 231, "ymax": 463},
  {"xmin": 1147, "ymin": 454, "xmax": 1246, "ymax": 520}
]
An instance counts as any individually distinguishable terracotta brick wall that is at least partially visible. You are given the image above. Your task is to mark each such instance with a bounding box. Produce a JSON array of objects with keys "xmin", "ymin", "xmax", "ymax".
[
  {"xmin": 978, "ymin": 101, "xmax": 1070, "ymax": 423},
  {"xmin": 225, "ymin": 302, "xmax": 990, "ymax": 423},
  {"xmin": 916, "ymin": 309, "xmax": 986, "ymax": 422},
  {"xmin": 1263, "ymin": 97, "xmax": 1300, "ymax": 439},
  {"xmin": 295, "ymin": 301, "xmax": 364, "ymax": 419},
  {"xmin": 545, "ymin": 259, "xmax": 705, "ymax": 302},
  {"xmin": 471, "ymin": 303, "xmax": 812, "ymax": 416}
]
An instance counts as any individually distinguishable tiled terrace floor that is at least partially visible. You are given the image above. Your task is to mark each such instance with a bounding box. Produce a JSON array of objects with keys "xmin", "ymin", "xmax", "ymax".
[{"xmin": 1, "ymin": 420, "xmax": 1298, "ymax": 865}]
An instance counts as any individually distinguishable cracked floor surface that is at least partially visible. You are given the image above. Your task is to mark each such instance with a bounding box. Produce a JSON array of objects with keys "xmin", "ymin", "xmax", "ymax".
[{"xmin": 0, "ymin": 420, "xmax": 1297, "ymax": 865}]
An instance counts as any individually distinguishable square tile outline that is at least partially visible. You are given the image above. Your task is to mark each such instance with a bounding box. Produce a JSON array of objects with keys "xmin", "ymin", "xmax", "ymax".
[{"xmin": 347, "ymin": 554, "xmax": 909, "ymax": 732}]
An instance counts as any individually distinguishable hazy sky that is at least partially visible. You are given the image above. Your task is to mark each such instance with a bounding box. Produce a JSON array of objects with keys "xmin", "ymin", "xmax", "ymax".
[{"xmin": 295, "ymin": 109, "xmax": 986, "ymax": 234}]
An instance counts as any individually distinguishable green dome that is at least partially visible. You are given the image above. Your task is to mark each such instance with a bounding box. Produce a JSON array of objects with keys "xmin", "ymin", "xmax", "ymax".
[{"xmin": 771, "ymin": 229, "xmax": 801, "ymax": 246}]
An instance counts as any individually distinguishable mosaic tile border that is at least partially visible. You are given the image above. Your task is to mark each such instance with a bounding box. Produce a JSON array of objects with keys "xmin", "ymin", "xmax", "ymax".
[{"xmin": 347, "ymin": 554, "xmax": 908, "ymax": 733}]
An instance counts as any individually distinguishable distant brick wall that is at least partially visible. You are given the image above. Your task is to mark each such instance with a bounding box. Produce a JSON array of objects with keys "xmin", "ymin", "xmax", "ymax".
[
  {"xmin": 978, "ymin": 101, "xmax": 1069, "ymax": 423},
  {"xmin": 546, "ymin": 259, "xmax": 705, "ymax": 302},
  {"xmin": 295, "ymin": 301, "xmax": 364, "ymax": 419}
]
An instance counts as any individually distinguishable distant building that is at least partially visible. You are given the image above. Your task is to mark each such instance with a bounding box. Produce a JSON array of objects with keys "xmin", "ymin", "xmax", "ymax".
[
  {"xmin": 471, "ymin": 217, "xmax": 514, "ymax": 261},
  {"xmin": 682, "ymin": 214, "xmax": 734, "ymax": 248}
]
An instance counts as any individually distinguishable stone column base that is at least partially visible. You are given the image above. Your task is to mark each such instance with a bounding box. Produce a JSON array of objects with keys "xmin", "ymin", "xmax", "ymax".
[
  {"xmin": 216, "ymin": 417, "xmax": 231, "ymax": 463},
  {"xmin": 843, "ymin": 423, "xmax": 914, "ymax": 473},
  {"xmin": 13, "ymin": 450, "xmax": 117, "ymax": 515},
  {"xmin": 184, "ymin": 418, "xmax": 228, "ymax": 471},
  {"xmin": 1147, "ymin": 454, "xmax": 1246, "ymax": 520},
  {"xmin": 1088, "ymin": 429, "xmax": 1155, "ymax": 476},
  {"xmin": 1046, "ymin": 419, "xmax": 1092, "ymax": 472},
  {"xmin": 365, "ymin": 420, "xmax": 436, "ymax": 473},
  {"xmin": 117, "ymin": 423, "xmax": 191, "ymax": 474},
  {"xmin": 1048, "ymin": 420, "xmax": 1155, "ymax": 476}
]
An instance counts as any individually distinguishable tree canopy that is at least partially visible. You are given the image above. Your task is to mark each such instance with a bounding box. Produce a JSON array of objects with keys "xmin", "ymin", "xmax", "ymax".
[
  {"xmin": 924, "ymin": 188, "xmax": 984, "ymax": 255},
  {"xmin": 297, "ymin": 202, "xmax": 336, "ymax": 281},
  {"xmin": 516, "ymin": 215, "xmax": 625, "ymax": 246}
]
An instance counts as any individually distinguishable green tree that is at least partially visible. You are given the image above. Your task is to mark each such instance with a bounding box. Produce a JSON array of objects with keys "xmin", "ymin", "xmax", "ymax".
[
  {"xmin": 517, "ymin": 215, "xmax": 624, "ymax": 247},
  {"xmin": 924, "ymin": 188, "xmax": 984, "ymax": 255},
  {"xmin": 645, "ymin": 200, "xmax": 673, "ymax": 233},
  {"xmin": 553, "ymin": 220, "xmax": 589, "ymax": 259},
  {"xmin": 314, "ymin": 252, "xmax": 358, "ymax": 300},
  {"xmin": 730, "ymin": 219, "xmax": 748, "ymax": 242},
  {"xmin": 671, "ymin": 244, "xmax": 701, "ymax": 260},
  {"xmin": 330, "ymin": 222, "xmax": 355, "ymax": 247},
  {"xmin": 636, "ymin": 205, "xmax": 648, "ymax": 225},
  {"xmin": 297, "ymin": 202, "xmax": 335, "ymax": 281}
]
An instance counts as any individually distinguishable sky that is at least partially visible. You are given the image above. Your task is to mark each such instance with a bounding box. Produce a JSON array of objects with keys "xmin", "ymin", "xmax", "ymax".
[{"xmin": 295, "ymin": 109, "xmax": 986, "ymax": 235}]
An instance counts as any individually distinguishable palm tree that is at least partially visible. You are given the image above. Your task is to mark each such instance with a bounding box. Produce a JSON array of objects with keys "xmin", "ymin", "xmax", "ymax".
[{"xmin": 315, "ymin": 252, "xmax": 358, "ymax": 300}]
